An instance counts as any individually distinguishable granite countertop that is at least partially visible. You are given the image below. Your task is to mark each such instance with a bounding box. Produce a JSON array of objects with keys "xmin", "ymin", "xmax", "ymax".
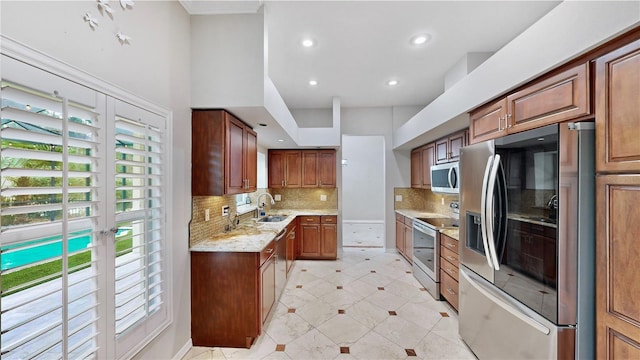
[
  {"xmin": 190, "ymin": 209, "xmax": 338, "ymax": 253},
  {"xmin": 394, "ymin": 209, "xmax": 443, "ymax": 219},
  {"xmin": 440, "ymin": 228, "xmax": 459, "ymax": 241}
]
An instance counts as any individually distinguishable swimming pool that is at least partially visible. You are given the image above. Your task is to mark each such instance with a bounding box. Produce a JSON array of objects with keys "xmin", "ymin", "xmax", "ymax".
[{"xmin": 1, "ymin": 229, "xmax": 128, "ymax": 271}]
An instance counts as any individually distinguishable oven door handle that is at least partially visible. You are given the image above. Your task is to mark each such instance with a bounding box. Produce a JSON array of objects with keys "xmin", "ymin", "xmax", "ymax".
[
  {"xmin": 486, "ymin": 154, "xmax": 502, "ymax": 270},
  {"xmin": 480, "ymin": 156, "xmax": 495, "ymax": 268}
]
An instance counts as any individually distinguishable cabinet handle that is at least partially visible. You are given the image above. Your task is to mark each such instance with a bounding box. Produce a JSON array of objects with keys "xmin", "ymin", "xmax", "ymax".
[
  {"xmin": 506, "ymin": 113, "xmax": 512, "ymax": 128},
  {"xmin": 306, "ymin": 218, "xmax": 313, "ymax": 222},
  {"xmin": 446, "ymin": 256, "xmax": 455, "ymax": 262},
  {"xmin": 497, "ymin": 115, "xmax": 503, "ymax": 131},
  {"xmin": 446, "ymin": 288, "xmax": 455, "ymax": 295},
  {"xmin": 446, "ymin": 268, "xmax": 455, "ymax": 275},
  {"xmin": 445, "ymin": 243, "xmax": 455, "ymax": 249},
  {"xmin": 265, "ymin": 248, "xmax": 273, "ymax": 253}
]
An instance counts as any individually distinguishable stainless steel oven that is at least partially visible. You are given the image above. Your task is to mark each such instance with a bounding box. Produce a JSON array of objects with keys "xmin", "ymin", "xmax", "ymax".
[
  {"xmin": 413, "ymin": 217, "xmax": 459, "ymax": 300},
  {"xmin": 412, "ymin": 220, "xmax": 439, "ymax": 299}
]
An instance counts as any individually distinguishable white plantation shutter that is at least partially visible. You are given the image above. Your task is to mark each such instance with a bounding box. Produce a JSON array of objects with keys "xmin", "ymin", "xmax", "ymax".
[
  {"xmin": 111, "ymin": 100, "xmax": 167, "ymax": 358},
  {"xmin": 1, "ymin": 52, "xmax": 170, "ymax": 360},
  {"xmin": 1, "ymin": 70, "xmax": 103, "ymax": 360}
]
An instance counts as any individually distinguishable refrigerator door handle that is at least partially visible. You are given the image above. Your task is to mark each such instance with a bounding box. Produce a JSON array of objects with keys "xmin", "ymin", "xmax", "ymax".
[
  {"xmin": 460, "ymin": 268, "xmax": 551, "ymax": 335},
  {"xmin": 486, "ymin": 154, "xmax": 502, "ymax": 270},
  {"xmin": 480, "ymin": 156, "xmax": 495, "ymax": 268}
]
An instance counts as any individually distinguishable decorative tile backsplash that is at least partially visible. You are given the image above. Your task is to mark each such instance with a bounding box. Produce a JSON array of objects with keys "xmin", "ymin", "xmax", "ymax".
[
  {"xmin": 394, "ymin": 187, "xmax": 459, "ymax": 218},
  {"xmin": 268, "ymin": 188, "xmax": 338, "ymax": 210}
]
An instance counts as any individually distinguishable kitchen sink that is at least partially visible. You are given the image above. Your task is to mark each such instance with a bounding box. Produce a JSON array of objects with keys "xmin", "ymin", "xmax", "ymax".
[{"xmin": 258, "ymin": 215, "xmax": 288, "ymax": 223}]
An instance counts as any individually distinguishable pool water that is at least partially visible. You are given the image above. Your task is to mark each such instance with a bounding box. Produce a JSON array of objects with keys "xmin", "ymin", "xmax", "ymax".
[{"xmin": 1, "ymin": 229, "xmax": 128, "ymax": 271}]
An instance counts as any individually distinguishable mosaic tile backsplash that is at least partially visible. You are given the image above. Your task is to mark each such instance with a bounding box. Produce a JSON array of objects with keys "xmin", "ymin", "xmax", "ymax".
[{"xmin": 394, "ymin": 187, "xmax": 459, "ymax": 218}]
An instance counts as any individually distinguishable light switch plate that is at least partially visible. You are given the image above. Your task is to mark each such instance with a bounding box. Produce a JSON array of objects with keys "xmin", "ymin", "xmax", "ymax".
[
  {"xmin": 205, "ymin": 209, "xmax": 210, "ymax": 221},
  {"xmin": 320, "ymin": 194, "xmax": 327, "ymax": 201},
  {"xmin": 274, "ymin": 194, "xmax": 281, "ymax": 201},
  {"xmin": 395, "ymin": 195, "xmax": 403, "ymax": 202},
  {"xmin": 222, "ymin": 205, "xmax": 229, "ymax": 216}
]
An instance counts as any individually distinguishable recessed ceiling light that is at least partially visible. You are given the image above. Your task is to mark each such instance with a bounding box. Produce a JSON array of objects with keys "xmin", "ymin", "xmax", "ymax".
[
  {"xmin": 301, "ymin": 38, "xmax": 315, "ymax": 48},
  {"xmin": 410, "ymin": 33, "xmax": 431, "ymax": 46},
  {"xmin": 277, "ymin": 139, "xmax": 285, "ymax": 142},
  {"xmin": 309, "ymin": 80, "xmax": 318, "ymax": 86},
  {"xmin": 387, "ymin": 79, "xmax": 399, "ymax": 86}
]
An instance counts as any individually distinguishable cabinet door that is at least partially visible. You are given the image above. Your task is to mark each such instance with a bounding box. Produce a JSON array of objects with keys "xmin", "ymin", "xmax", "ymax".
[
  {"xmin": 596, "ymin": 174, "xmax": 640, "ymax": 359},
  {"xmin": 301, "ymin": 151, "xmax": 319, "ymax": 188},
  {"xmin": 260, "ymin": 255, "xmax": 276, "ymax": 325},
  {"xmin": 268, "ymin": 150, "xmax": 285, "ymax": 188},
  {"xmin": 318, "ymin": 150, "xmax": 336, "ymax": 187},
  {"xmin": 395, "ymin": 219, "xmax": 405, "ymax": 255},
  {"xmin": 596, "ymin": 39, "xmax": 640, "ymax": 173},
  {"xmin": 403, "ymin": 223, "xmax": 413, "ymax": 262},
  {"xmin": 321, "ymin": 223, "xmax": 337, "ymax": 259},
  {"xmin": 421, "ymin": 143, "xmax": 435, "ymax": 189},
  {"xmin": 285, "ymin": 151, "xmax": 302, "ymax": 188},
  {"xmin": 245, "ymin": 128, "xmax": 257, "ymax": 192},
  {"xmin": 226, "ymin": 115, "xmax": 246, "ymax": 194},
  {"xmin": 299, "ymin": 224, "xmax": 321, "ymax": 257},
  {"xmin": 286, "ymin": 224, "xmax": 296, "ymax": 275},
  {"xmin": 435, "ymin": 138, "xmax": 449, "ymax": 164},
  {"xmin": 469, "ymin": 98, "xmax": 508, "ymax": 144},
  {"xmin": 410, "ymin": 149, "xmax": 423, "ymax": 188},
  {"xmin": 507, "ymin": 63, "xmax": 590, "ymax": 134},
  {"xmin": 448, "ymin": 130, "xmax": 466, "ymax": 162}
]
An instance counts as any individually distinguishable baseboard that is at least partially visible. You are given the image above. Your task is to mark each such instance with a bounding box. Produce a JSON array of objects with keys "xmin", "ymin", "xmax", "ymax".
[{"xmin": 173, "ymin": 339, "xmax": 192, "ymax": 360}]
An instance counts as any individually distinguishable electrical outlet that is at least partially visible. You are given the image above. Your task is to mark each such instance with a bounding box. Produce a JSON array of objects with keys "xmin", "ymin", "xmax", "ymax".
[
  {"xmin": 441, "ymin": 197, "xmax": 445, "ymax": 205},
  {"xmin": 395, "ymin": 195, "xmax": 403, "ymax": 202},
  {"xmin": 320, "ymin": 194, "xmax": 327, "ymax": 201},
  {"xmin": 205, "ymin": 209, "xmax": 210, "ymax": 221},
  {"xmin": 222, "ymin": 205, "xmax": 229, "ymax": 216},
  {"xmin": 274, "ymin": 194, "xmax": 281, "ymax": 201}
]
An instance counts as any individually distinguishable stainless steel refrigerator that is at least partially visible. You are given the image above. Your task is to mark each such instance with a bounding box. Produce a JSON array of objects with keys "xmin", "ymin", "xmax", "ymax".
[{"xmin": 459, "ymin": 122, "xmax": 595, "ymax": 359}]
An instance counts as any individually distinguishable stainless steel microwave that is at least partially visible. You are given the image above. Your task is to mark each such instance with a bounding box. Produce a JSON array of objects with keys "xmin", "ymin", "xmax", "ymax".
[{"xmin": 431, "ymin": 162, "xmax": 459, "ymax": 194}]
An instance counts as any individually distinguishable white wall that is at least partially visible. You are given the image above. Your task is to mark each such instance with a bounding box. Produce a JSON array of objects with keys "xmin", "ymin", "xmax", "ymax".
[
  {"xmin": 341, "ymin": 135, "xmax": 385, "ymax": 221},
  {"xmin": 1, "ymin": 1, "xmax": 193, "ymax": 359},
  {"xmin": 340, "ymin": 107, "xmax": 406, "ymax": 250}
]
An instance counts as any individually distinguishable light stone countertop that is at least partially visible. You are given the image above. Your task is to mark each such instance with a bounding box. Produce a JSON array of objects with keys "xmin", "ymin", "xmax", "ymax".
[
  {"xmin": 394, "ymin": 209, "xmax": 444, "ymax": 220},
  {"xmin": 190, "ymin": 209, "xmax": 338, "ymax": 253},
  {"xmin": 440, "ymin": 228, "xmax": 460, "ymax": 241}
]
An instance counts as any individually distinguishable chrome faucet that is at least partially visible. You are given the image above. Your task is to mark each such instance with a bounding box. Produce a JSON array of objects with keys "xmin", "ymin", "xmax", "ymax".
[
  {"xmin": 257, "ymin": 193, "xmax": 275, "ymax": 217},
  {"xmin": 547, "ymin": 194, "xmax": 558, "ymax": 209}
]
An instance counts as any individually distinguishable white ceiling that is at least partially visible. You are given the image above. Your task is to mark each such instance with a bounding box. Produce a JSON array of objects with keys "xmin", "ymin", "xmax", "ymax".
[{"xmin": 180, "ymin": 0, "xmax": 561, "ymax": 139}]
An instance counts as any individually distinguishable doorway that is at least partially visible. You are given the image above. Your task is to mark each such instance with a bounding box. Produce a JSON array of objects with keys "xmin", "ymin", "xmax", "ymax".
[{"xmin": 341, "ymin": 135, "xmax": 385, "ymax": 248}]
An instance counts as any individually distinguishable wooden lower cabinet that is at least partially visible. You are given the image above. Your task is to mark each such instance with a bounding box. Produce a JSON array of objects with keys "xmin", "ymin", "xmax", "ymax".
[
  {"xmin": 395, "ymin": 214, "xmax": 413, "ymax": 263},
  {"xmin": 298, "ymin": 215, "xmax": 337, "ymax": 259},
  {"xmin": 191, "ymin": 240, "xmax": 276, "ymax": 348},
  {"xmin": 439, "ymin": 233, "xmax": 459, "ymax": 311},
  {"xmin": 285, "ymin": 220, "xmax": 297, "ymax": 275},
  {"xmin": 596, "ymin": 174, "xmax": 640, "ymax": 359}
]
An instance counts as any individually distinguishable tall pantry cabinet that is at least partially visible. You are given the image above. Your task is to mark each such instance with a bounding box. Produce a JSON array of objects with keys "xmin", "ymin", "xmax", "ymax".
[{"xmin": 595, "ymin": 37, "xmax": 640, "ymax": 359}]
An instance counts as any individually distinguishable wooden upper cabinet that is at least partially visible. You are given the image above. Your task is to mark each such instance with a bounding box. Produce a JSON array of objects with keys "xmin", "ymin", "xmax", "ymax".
[
  {"xmin": 268, "ymin": 149, "xmax": 336, "ymax": 188},
  {"xmin": 421, "ymin": 144, "xmax": 435, "ymax": 189},
  {"xmin": 507, "ymin": 62, "xmax": 590, "ymax": 133},
  {"xmin": 469, "ymin": 98, "xmax": 508, "ymax": 144},
  {"xmin": 410, "ymin": 149, "xmax": 422, "ymax": 188},
  {"xmin": 436, "ymin": 130, "xmax": 467, "ymax": 164},
  {"xmin": 285, "ymin": 151, "xmax": 302, "ymax": 188},
  {"xmin": 301, "ymin": 151, "xmax": 318, "ymax": 187},
  {"xmin": 469, "ymin": 62, "xmax": 590, "ymax": 144},
  {"xmin": 268, "ymin": 150, "xmax": 285, "ymax": 188},
  {"xmin": 318, "ymin": 150, "xmax": 336, "ymax": 188},
  {"xmin": 596, "ymin": 38, "xmax": 640, "ymax": 173},
  {"xmin": 596, "ymin": 174, "xmax": 640, "ymax": 360},
  {"xmin": 192, "ymin": 110, "xmax": 257, "ymax": 196}
]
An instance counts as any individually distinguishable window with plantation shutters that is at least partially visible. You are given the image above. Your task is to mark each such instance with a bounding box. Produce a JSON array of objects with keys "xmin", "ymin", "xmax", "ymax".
[
  {"xmin": 111, "ymin": 101, "xmax": 167, "ymax": 356},
  {"xmin": 1, "ymin": 78, "xmax": 102, "ymax": 359},
  {"xmin": 1, "ymin": 53, "xmax": 170, "ymax": 359}
]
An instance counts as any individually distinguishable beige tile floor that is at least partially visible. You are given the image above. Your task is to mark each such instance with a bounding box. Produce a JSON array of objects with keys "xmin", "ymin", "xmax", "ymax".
[{"xmin": 184, "ymin": 248, "xmax": 476, "ymax": 360}]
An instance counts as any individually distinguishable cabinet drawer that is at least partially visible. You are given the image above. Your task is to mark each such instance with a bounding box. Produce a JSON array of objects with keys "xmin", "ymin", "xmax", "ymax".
[
  {"xmin": 403, "ymin": 216, "xmax": 413, "ymax": 226},
  {"xmin": 299, "ymin": 216, "xmax": 320, "ymax": 224},
  {"xmin": 396, "ymin": 213, "xmax": 404, "ymax": 222},
  {"xmin": 441, "ymin": 246, "xmax": 459, "ymax": 267},
  {"xmin": 440, "ymin": 234, "xmax": 458, "ymax": 253},
  {"xmin": 440, "ymin": 270, "xmax": 459, "ymax": 311},
  {"xmin": 440, "ymin": 257, "xmax": 459, "ymax": 281},
  {"xmin": 260, "ymin": 240, "xmax": 276, "ymax": 266},
  {"xmin": 321, "ymin": 215, "xmax": 337, "ymax": 224}
]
